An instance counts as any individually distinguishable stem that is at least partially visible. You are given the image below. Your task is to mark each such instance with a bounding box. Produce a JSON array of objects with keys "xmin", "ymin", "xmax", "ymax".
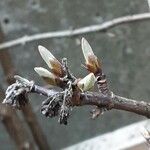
[
  {"xmin": 113, "ymin": 94, "xmax": 150, "ymax": 118},
  {"xmin": 31, "ymin": 84, "xmax": 150, "ymax": 118},
  {"xmin": 1, "ymin": 13, "xmax": 150, "ymax": 50}
]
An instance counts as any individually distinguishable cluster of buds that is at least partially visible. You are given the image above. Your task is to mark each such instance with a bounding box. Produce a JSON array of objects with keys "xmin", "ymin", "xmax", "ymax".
[
  {"xmin": 34, "ymin": 45, "xmax": 65, "ymax": 87},
  {"xmin": 34, "ymin": 40, "xmax": 100, "ymax": 124},
  {"xmin": 34, "ymin": 43, "xmax": 97, "ymax": 93},
  {"xmin": 2, "ymin": 37, "xmax": 110, "ymax": 125}
]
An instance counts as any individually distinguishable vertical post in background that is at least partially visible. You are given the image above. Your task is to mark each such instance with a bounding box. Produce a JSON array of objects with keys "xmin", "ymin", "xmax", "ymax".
[{"xmin": 0, "ymin": 26, "xmax": 51, "ymax": 150}]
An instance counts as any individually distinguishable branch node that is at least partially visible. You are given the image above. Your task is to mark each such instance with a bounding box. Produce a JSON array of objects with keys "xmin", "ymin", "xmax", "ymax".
[
  {"xmin": 62, "ymin": 58, "xmax": 76, "ymax": 82},
  {"xmin": 2, "ymin": 75, "xmax": 34, "ymax": 108}
]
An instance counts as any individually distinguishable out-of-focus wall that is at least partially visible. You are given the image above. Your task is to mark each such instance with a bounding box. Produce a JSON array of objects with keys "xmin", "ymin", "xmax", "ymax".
[{"xmin": 0, "ymin": 0, "xmax": 150, "ymax": 149}]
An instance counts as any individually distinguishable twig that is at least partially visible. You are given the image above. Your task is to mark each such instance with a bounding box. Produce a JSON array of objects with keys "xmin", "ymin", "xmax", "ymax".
[
  {"xmin": 3, "ymin": 36, "xmax": 150, "ymax": 123},
  {"xmin": 33, "ymin": 85, "xmax": 150, "ymax": 118},
  {"xmin": 0, "ymin": 13, "xmax": 150, "ymax": 50},
  {"xmin": 3, "ymin": 76, "xmax": 150, "ymax": 119}
]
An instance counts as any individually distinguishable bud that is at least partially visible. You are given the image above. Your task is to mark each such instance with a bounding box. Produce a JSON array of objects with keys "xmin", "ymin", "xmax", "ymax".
[
  {"xmin": 38, "ymin": 45, "xmax": 64, "ymax": 77},
  {"xmin": 77, "ymin": 73, "xmax": 96, "ymax": 91},
  {"xmin": 34, "ymin": 67, "xmax": 62, "ymax": 86},
  {"xmin": 81, "ymin": 38, "xmax": 101, "ymax": 74},
  {"xmin": 140, "ymin": 127, "xmax": 150, "ymax": 139}
]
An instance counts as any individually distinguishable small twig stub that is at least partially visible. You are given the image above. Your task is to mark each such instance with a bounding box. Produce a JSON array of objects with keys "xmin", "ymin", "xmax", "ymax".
[{"xmin": 3, "ymin": 76, "xmax": 34, "ymax": 108}]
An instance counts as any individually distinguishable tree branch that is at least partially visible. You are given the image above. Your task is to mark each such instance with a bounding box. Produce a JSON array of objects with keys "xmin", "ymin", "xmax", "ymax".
[
  {"xmin": 31, "ymin": 85, "xmax": 150, "ymax": 118},
  {"xmin": 3, "ymin": 40, "xmax": 150, "ymax": 124},
  {"xmin": 5, "ymin": 78, "xmax": 149, "ymax": 119},
  {"xmin": 0, "ymin": 13, "xmax": 150, "ymax": 50},
  {"xmin": 2, "ymin": 37, "xmax": 150, "ymax": 125},
  {"xmin": 113, "ymin": 95, "xmax": 150, "ymax": 118}
]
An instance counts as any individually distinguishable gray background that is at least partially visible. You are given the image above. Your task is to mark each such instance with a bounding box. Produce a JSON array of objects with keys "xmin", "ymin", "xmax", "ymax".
[{"xmin": 0, "ymin": 0, "xmax": 150, "ymax": 149}]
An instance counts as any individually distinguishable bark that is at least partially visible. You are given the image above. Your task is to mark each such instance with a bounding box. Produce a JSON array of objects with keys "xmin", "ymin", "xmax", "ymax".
[{"xmin": 32, "ymin": 85, "xmax": 150, "ymax": 118}]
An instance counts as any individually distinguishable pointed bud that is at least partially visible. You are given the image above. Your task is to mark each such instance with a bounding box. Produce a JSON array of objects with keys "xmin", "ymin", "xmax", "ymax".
[
  {"xmin": 81, "ymin": 38, "xmax": 101, "ymax": 74},
  {"xmin": 140, "ymin": 127, "xmax": 150, "ymax": 139},
  {"xmin": 38, "ymin": 45, "xmax": 64, "ymax": 77},
  {"xmin": 81, "ymin": 37, "xmax": 94, "ymax": 62},
  {"xmin": 34, "ymin": 67, "xmax": 63, "ymax": 86},
  {"xmin": 77, "ymin": 73, "xmax": 96, "ymax": 91}
]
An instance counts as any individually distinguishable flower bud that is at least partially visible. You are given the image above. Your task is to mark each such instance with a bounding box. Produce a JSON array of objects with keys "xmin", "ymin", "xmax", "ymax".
[
  {"xmin": 81, "ymin": 38, "xmax": 101, "ymax": 74},
  {"xmin": 140, "ymin": 127, "xmax": 150, "ymax": 139},
  {"xmin": 38, "ymin": 45, "xmax": 64, "ymax": 77},
  {"xmin": 34, "ymin": 67, "xmax": 62, "ymax": 86},
  {"xmin": 77, "ymin": 73, "xmax": 96, "ymax": 91}
]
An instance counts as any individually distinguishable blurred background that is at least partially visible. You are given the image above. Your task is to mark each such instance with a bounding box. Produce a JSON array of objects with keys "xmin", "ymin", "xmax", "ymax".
[{"xmin": 0, "ymin": 0, "xmax": 150, "ymax": 149}]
